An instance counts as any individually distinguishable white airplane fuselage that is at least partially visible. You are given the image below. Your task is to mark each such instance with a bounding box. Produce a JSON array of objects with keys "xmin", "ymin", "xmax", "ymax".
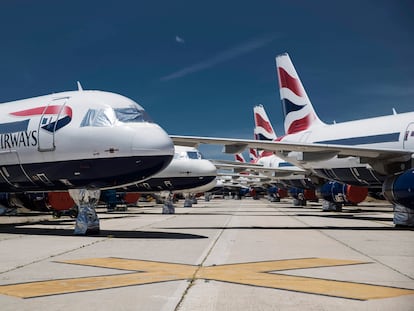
[
  {"xmin": 0, "ymin": 90, "xmax": 174, "ymax": 191},
  {"xmin": 278, "ymin": 112, "xmax": 414, "ymax": 186},
  {"xmin": 283, "ymin": 113, "xmax": 414, "ymax": 149},
  {"xmin": 126, "ymin": 146, "xmax": 217, "ymax": 193}
]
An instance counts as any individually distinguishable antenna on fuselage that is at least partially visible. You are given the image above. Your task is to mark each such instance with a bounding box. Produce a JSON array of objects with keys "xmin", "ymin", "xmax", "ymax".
[
  {"xmin": 77, "ymin": 81, "xmax": 84, "ymax": 91},
  {"xmin": 392, "ymin": 108, "xmax": 397, "ymax": 115}
]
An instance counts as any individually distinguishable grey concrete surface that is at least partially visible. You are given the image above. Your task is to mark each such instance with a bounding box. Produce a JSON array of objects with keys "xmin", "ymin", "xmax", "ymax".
[{"xmin": 0, "ymin": 198, "xmax": 413, "ymax": 310}]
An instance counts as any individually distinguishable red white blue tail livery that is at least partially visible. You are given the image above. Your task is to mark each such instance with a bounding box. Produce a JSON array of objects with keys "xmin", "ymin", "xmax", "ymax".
[
  {"xmin": 277, "ymin": 53, "xmax": 325, "ymax": 134},
  {"xmin": 254, "ymin": 104, "xmax": 277, "ymax": 141}
]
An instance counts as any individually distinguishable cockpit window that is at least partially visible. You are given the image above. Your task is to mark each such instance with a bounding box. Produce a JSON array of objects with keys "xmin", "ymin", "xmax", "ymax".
[
  {"xmin": 80, "ymin": 105, "xmax": 152, "ymax": 127},
  {"xmin": 173, "ymin": 150, "xmax": 204, "ymax": 160},
  {"xmin": 114, "ymin": 106, "xmax": 152, "ymax": 123},
  {"xmin": 187, "ymin": 151, "xmax": 203, "ymax": 159},
  {"xmin": 80, "ymin": 108, "xmax": 116, "ymax": 127},
  {"xmin": 187, "ymin": 151, "xmax": 199, "ymax": 159}
]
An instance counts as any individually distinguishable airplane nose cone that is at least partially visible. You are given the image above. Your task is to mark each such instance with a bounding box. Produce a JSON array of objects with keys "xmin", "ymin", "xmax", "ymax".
[
  {"xmin": 131, "ymin": 124, "xmax": 174, "ymax": 177},
  {"xmin": 202, "ymin": 159, "xmax": 218, "ymax": 176},
  {"xmin": 132, "ymin": 124, "xmax": 174, "ymax": 156}
]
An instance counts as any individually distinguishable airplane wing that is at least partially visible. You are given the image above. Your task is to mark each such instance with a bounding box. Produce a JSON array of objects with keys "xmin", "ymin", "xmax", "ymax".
[
  {"xmin": 171, "ymin": 135, "xmax": 413, "ymax": 174},
  {"xmin": 211, "ymin": 159, "xmax": 305, "ymax": 176}
]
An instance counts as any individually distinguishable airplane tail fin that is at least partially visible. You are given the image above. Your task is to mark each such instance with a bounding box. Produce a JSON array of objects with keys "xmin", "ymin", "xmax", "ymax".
[
  {"xmin": 235, "ymin": 150, "xmax": 258, "ymax": 163},
  {"xmin": 253, "ymin": 104, "xmax": 277, "ymax": 141},
  {"xmin": 235, "ymin": 153, "xmax": 246, "ymax": 163},
  {"xmin": 276, "ymin": 53, "xmax": 325, "ymax": 134},
  {"xmin": 253, "ymin": 104, "xmax": 275, "ymax": 157},
  {"xmin": 249, "ymin": 148, "xmax": 258, "ymax": 162}
]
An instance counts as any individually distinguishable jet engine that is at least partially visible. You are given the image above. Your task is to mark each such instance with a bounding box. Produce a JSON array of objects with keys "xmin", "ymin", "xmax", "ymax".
[
  {"xmin": 288, "ymin": 187, "xmax": 317, "ymax": 206},
  {"xmin": 319, "ymin": 182, "xmax": 368, "ymax": 205},
  {"xmin": 267, "ymin": 186, "xmax": 288, "ymax": 202},
  {"xmin": 383, "ymin": 169, "xmax": 414, "ymax": 209},
  {"xmin": 289, "ymin": 188, "xmax": 317, "ymax": 200}
]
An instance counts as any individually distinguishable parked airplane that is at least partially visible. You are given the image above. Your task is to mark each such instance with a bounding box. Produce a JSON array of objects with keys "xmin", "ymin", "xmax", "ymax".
[
  {"xmin": 0, "ymin": 84, "xmax": 175, "ymax": 233},
  {"xmin": 253, "ymin": 104, "xmax": 317, "ymax": 204},
  {"xmin": 171, "ymin": 53, "xmax": 414, "ymax": 224},
  {"xmin": 253, "ymin": 104, "xmax": 367, "ymax": 208},
  {"xmin": 212, "ymin": 110, "xmax": 305, "ymax": 180},
  {"xmin": 3, "ymin": 145, "xmax": 217, "ymax": 215},
  {"xmin": 127, "ymin": 145, "xmax": 217, "ymax": 194},
  {"xmin": 95, "ymin": 145, "xmax": 217, "ymax": 213},
  {"xmin": 252, "ymin": 104, "xmax": 313, "ymax": 184}
]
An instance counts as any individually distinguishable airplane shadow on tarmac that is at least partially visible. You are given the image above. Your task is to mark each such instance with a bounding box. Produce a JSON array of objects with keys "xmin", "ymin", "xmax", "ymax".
[
  {"xmin": 160, "ymin": 225, "xmax": 413, "ymax": 231},
  {"xmin": 0, "ymin": 222, "xmax": 208, "ymax": 239},
  {"xmin": 295, "ymin": 213, "xmax": 394, "ymax": 222}
]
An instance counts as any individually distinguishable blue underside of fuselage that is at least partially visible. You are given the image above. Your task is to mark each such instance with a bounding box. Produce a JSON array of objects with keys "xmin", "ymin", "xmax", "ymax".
[
  {"xmin": 0, "ymin": 155, "xmax": 173, "ymax": 192},
  {"xmin": 281, "ymin": 179, "xmax": 316, "ymax": 189},
  {"xmin": 125, "ymin": 175, "xmax": 217, "ymax": 192},
  {"xmin": 313, "ymin": 167, "xmax": 385, "ymax": 187}
]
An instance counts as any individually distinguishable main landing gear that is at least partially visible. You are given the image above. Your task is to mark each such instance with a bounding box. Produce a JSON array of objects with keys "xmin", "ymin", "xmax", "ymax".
[{"xmin": 68, "ymin": 189, "xmax": 101, "ymax": 235}]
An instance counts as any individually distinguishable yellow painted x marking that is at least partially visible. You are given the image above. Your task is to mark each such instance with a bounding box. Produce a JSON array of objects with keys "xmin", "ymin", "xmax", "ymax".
[{"xmin": 0, "ymin": 257, "xmax": 413, "ymax": 300}]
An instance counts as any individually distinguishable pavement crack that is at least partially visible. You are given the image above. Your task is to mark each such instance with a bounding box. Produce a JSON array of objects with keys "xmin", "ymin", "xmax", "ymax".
[
  {"xmin": 173, "ymin": 211, "xmax": 234, "ymax": 311},
  {"xmin": 0, "ymin": 239, "xmax": 104, "ymax": 275}
]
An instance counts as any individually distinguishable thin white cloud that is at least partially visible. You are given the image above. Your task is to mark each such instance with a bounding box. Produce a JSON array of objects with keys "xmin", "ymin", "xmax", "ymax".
[
  {"xmin": 175, "ymin": 35, "xmax": 185, "ymax": 43},
  {"xmin": 161, "ymin": 33, "xmax": 279, "ymax": 81}
]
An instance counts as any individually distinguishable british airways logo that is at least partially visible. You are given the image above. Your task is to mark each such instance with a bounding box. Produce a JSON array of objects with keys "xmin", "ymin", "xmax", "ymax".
[
  {"xmin": 278, "ymin": 66, "xmax": 315, "ymax": 134},
  {"xmin": 0, "ymin": 105, "xmax": 72, "ymax": 149},
  {"xmin": 9, "ymin": 105, "xmax": 73, "ymax": 133}
]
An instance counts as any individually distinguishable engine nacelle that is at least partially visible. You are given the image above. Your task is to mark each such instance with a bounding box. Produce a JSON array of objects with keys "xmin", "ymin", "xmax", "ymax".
[
  {"xmin": 319, "ymin": 182, "xmax": 368, "ymax": 204},
  {"xmin": 383, "ymin": 169, "xmax": 414, "ymax": 209},
  {"xmin": 288, "ymin": 188, "xmax": 317, "ymax": 200},
  {"xmin": 268, "ymin": 186, "xmax": 288, "ymax": 198},
  {"xmin": 124, "ymin": 193, "xmax": 141, "ymax": 204},
  {"xmin": 48, "ymin": 192, "xmax": 76, "ymax": 211}
]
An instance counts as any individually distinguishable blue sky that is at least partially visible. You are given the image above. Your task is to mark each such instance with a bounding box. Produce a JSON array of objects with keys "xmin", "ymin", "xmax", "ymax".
[{"xmin": 1, "ymin": 0, "xmax": 413, "ymax": 159}]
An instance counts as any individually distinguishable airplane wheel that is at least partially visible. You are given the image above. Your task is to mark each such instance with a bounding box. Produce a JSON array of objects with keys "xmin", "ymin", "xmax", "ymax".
[{"xmin": 69, "ymin": 208, "xmax": 78, "ymax": 218}]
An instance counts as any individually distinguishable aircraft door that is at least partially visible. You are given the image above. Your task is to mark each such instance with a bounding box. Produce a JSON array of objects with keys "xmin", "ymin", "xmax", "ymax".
[
  {"xmin": 37, "ymin": 97, "xmax": 69, "ymax": 151},
  {"xmin": 403, "ymin": 123, "xmax": 414, "ymax": 150}
]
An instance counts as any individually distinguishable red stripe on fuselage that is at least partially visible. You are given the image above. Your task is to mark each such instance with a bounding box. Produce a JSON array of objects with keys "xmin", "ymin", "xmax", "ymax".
[
  {"xmin": 278, "ymin": 67, "xmax": 303, "ymax": 97},
  {"xmin": 10, "ymin": 105, "xmax": 72, "ymax": 118}
]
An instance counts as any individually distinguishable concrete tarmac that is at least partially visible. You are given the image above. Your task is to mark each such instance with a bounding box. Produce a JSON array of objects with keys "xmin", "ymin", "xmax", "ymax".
[{"xmin": 0, "ymin": 198, "xmax": 413, "ymax": 310}]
